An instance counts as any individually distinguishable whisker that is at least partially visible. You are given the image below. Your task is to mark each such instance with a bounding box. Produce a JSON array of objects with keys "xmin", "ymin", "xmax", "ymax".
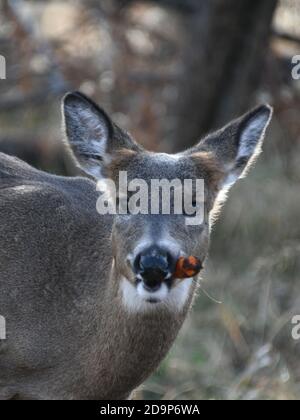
[{"xmin": 196, "ymin": 280, "xmax": 223, "ymax": 304}]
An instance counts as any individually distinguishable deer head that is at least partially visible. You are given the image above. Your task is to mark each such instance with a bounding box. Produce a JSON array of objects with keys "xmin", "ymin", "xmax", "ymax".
[{"xmin": 63, "ymin": 92, "xmax": 272, "ymax": 312}]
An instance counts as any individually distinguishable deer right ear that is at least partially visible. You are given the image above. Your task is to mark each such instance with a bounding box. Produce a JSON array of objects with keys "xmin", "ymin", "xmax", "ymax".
[
  {"xmin": 62, "ymin": 91, "xmax": 114, "ymax": 178},
  {"xmin": 191, "ymin": 105, "xmax": 273, "ymax": 189}
]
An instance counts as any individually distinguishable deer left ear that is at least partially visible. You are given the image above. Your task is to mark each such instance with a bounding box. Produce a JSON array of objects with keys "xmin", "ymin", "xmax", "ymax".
[
  {"xmin": 192, "ymin": 105, "xmax": 273, "ymax": 188},
  {"xmin": 62, "ymin": 91, "xmax": 142, "ymax": 179},
  {"xmin": 62, "ymin": 91, "xmax": 114, "ymax": 178}
]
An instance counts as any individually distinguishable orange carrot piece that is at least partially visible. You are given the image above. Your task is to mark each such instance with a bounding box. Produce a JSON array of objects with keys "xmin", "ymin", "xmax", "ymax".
[{"xmin": 174, "ymin": 256, "xmax": 202, "ymax": 279}]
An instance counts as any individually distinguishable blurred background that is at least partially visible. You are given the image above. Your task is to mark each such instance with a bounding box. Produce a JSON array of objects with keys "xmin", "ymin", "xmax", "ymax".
[{"xmin": 0, "ymin": 0, "xmax": 299, "ymax": 400}]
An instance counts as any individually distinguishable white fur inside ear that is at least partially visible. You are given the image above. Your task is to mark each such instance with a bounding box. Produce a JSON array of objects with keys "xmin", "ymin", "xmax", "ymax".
[
  {"xmin": 64, "ymin": 94, "xmax": 112, "ymax": 179},
  {"xmin": 222, "ymin": 109, "xmax": 272, "ymax": 189},
  {"xmin": 77, "ymin": 108, "xmax": 109, "ymax": 157},
  {"xmin": 238, "ymin": 112, "xmax": 270, "ymax": 161}
]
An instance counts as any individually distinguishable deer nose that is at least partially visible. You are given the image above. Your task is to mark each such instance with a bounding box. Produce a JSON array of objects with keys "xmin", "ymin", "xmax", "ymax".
[{"xmin": 133, "ymin": 246, "xmax": 176, "ymax": 290}]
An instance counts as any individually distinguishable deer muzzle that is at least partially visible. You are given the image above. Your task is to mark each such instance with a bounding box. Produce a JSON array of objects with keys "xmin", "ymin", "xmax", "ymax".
[
  {"xmin": 133, "ymin": 246, "xmax": 176, "ymax": 291},
  {"xmin": 133, "ymin": 246, "xmax": 202, "ymax": 291}
]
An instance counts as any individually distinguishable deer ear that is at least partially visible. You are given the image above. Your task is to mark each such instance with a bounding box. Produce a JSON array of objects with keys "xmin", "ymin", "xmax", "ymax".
[
  {"xmin": 192, "ymin": 105, "xmax": 273, "ymax": 188},
  {"xmin": 63, "ymin": 92, "xmax": 113, "ymax": 178},
  {"xmin": 62, "ymin": 91, "xmax": 140, "ymax": 178}
]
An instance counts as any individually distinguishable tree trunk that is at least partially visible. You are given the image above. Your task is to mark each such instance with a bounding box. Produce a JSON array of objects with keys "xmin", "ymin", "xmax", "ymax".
[
  {"xmin": 111, "ymin": 0, "xmax": 278, "ymax": 152},
  {"xmin": 171, "ymin": 0, "xmax": 279, "ymax": 151}
]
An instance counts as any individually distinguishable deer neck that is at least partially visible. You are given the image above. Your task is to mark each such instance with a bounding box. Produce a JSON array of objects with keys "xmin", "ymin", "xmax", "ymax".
[{"xmin": 92, "ymin": 260, "xmax": 194, "ymax": 399}]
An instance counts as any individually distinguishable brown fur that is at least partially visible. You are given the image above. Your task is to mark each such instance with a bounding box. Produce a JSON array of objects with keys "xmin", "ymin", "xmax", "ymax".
[
  {"xmin": 191, "ymin": 152, "xmax": 225, "ymax": 191},
  {"xmin": 108, "ymin": 148, "xmax": 138, "ymax": 181}
]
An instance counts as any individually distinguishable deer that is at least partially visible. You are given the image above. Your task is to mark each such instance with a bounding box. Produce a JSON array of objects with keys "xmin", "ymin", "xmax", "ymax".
[{"xmin": 0, "ymin": 92, "xmax": 272, "ymax": 400}]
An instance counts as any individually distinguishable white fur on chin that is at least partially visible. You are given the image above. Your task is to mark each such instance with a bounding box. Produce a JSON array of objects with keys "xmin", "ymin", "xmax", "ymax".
[{"xmin": 120, "ymin": 277, "xmax": 192, "ymax": 313}]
